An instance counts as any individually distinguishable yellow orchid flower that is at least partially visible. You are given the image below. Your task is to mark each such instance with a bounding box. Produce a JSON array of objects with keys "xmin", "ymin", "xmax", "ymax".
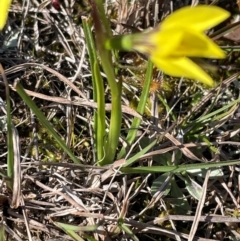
[
  {"xmin": 0, "ymin": 0, "xmax": 12, "ymax": 30},
  {"xmin": 106, "ymin": 5, "xmax": 230, "ymax": 86}
]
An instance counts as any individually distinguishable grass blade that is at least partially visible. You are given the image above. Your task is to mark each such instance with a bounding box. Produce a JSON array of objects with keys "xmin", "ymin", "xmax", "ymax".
[
  {"xmin": 121, "ymin": 159, "xmax": 240, "ymax": 173},
  {"xmin": 14, "ymin": 81, "xmax": 82, "ymax": 165},
  {"xmin": 118, "ymin": 60, "xmax": 153, "ymax": 158},
  {"xmin": 83, "ymin": 18, "xmax": 106, "ymax": 162}
]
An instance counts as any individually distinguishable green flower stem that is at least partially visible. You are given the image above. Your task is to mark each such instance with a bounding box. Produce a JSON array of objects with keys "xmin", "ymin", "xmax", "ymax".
[
  {"xmin": 100, "ymin": 53, "xmax": 122, "ymax": 165},
  {"xmin": 105, "ymin": 35, "xmax": 133, "ymax": 51},
  {"xmin": 91, "ymin": 0, "xmax": 122, "ymax": 165}
]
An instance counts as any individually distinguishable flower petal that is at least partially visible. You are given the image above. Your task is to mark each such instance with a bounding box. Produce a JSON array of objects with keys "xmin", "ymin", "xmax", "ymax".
[
  {"xmin": 143, "ymin": 28, "xmax": 183, "ymax": 56},
  {"xmin": 151, "ymin": 56, "xmax": 214, "ymax": 86},
  {"xmin": 161, "ymin": 5, "xmax": 230, "ymax": 32},
  {"xmin": 0, "ymin": 0, "xmax": 11, "ymax": 30},
  {"xmin": 174, "ymin": 29, "xmax": 225, "ymax": 58},
  {"xmin": 147, "ymin": 28, "xmax": 225, "ymax": 58}
]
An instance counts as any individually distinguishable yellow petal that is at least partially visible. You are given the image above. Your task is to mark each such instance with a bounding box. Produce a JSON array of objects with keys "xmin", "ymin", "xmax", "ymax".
[
  {"xmin": 140, "ymin": 28, "xmax": 183, "ymax": 56},
  {"xmin": 151, "ymin": 56, "xmax": 214, "ymax": 86},
  {"xmin": 174, "ymin": 29, "xmax": 225, "ymax": 58},
  {"xmin": 148, "ymin": 28, "xmax": 225, "ymax": 58},
  {"xmin": 0, "ymin": 0, "xmax": 11, "ymax": 30},
  {"xmin": 161, "ymin": 5, "xmax": 230, "ymax": 32}
]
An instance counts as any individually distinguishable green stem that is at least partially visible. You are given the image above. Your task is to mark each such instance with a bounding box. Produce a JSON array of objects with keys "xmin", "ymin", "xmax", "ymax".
[
  {"xmin": 105, "ymin": 35, "xmax": 133, "ymax": 51},
  {"xmin": 91, "ymin": 0, "xmax": 122, "ymax": 165}
]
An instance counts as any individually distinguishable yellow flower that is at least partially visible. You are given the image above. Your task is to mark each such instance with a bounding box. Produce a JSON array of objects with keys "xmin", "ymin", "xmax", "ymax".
[
  {"xmin": 106, "ymin": 5, "xmax": 230, "ymax": 86},
  {"xmin": 0, "ymin": 0, "xmax": 12, "ymax": 30}
]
